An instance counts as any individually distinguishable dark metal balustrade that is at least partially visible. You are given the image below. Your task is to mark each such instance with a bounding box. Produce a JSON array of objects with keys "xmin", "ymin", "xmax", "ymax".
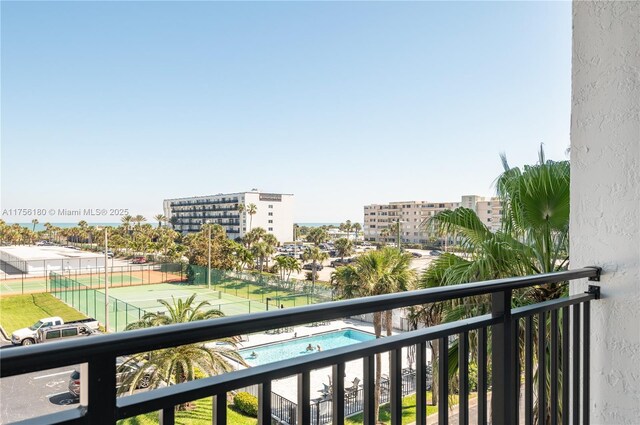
[{"xmin": 0, "ymin": 267, "xmax": 601, "ymax": 425}]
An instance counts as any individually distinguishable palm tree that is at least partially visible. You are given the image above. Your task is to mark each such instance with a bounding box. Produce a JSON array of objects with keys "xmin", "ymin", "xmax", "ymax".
[
  {"xmin": 274, "ymin": 255, "xmax": 301, "ymax": 281},
  {"xmin": 246, "ymin": 204, "xmax": 257, "ymax": 231},
  {"xmin": 352, "ymin": 222, "xmax": 362, "ymax": 241},
  {"xmin": 306, "ymin": 227, "xmax": 328, "ymax": 246},
  {"xmin": 169, "ymin": 216, "xmax": 179, "ymax": 230},
  {"xmin": 133, "ymin": 215, "xmax": 147, "ymax": 228},
  {"xmin": 251, "ymin": 241, "xmax": 274, "ymax": 272},
  {"xmin": 154, "ymin": 214, "xmax": 167, "ymax": 228},
  {"xmin": 121, "ymin": 215, "xmax": 133, "ymax": 233},
  {"xmin": 243, "ymin": 227, "xmax": 267, "ymax": 250},
  {"xmin": 340, "ymin": 220, "xmax": 352, "ymax": 240},
  {"xmin": 302, "ymin": 246, "xmax": 329, "ymax": 291},
  {"xmin": 233, "ymin": 244, "xmax": 254, "ymax": 271},
  {"xmin": 331, "ymin": 248, "xmax": 415, "ymax": 424},
  {"xmin": 31, "ymin": 219, "xmax": 39, "ymax": 232},
  {"xmin": 262, "ymin": 233, "xmax": 279, "ymax": 270},
  {"xmin": 120, "ymin": 295, "xmax": 245, "ymax": 410},
  {"xmin": 417, "ymin": 147, "xmax": 570, "ymax": 420},
  {"xmin": 334, "ymin": 238, "xmax": 354, "ymax": 260}
]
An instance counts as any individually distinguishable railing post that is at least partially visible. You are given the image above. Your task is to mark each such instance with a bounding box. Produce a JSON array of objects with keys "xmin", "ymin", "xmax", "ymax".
[
  {"xmin": 258, "ymin": 382, "xmax": 272, "ymax": 425},
  {"xmin": 491, "ymin": 289, "xmax": 516, "ymax": 424},
  {"xmin": 86, "ymin": 355, "xmax": 116, "ymax": 424}
]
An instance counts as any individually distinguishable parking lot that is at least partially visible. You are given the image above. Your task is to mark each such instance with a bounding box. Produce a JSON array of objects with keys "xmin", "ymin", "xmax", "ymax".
[
  {"xmin": 287, "ymin": 248, "xmax": 435, "ymax": 282},
  {"xmin": 0, "ymin": 346, "xmax": 81, "ymax": 424}
]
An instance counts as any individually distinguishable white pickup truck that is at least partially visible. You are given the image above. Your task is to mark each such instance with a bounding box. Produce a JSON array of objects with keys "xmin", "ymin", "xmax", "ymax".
[{"xmin": 11, "ymin": 316, "xmax": 100, "ymax": 346}]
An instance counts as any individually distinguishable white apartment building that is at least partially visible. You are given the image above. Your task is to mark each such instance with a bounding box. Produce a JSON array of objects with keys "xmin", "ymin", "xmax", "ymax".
[
  {"xmin": 364, "ymin": 195, "xmax": 502, "ymax": 244},
  {"xmin": 461, "ymin": 195, "xmax": 503, "ymax": 232},
  {"xmin": 163, "ymin": 190, "xmax": 294, "ymax": 243}
]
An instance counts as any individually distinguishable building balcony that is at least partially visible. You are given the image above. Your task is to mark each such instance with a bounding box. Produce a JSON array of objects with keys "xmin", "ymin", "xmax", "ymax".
[
  {"xmin": 0, "ymin": 267, "xmax": 602, "ymax": 424},
  {"xmin": 170, "ymin": 198, "xmax": 239, "ymax": 207}
]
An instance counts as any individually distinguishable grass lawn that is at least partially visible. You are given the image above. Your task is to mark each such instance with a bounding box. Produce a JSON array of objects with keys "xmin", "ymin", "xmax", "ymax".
[
  {"xmin": 117, "ymin": 398, "xmax": 257, "ymax": 425},
  {"xmin": 0, "ymin": 293, "xmax": 88, "ymax": 334},
  {"xmin": 345, "ymin": 392, "xmax": 477, "ymax": 424},
  {"xmin": 345, "ymin": 392, "xmax": 436, "ymax": 425}
]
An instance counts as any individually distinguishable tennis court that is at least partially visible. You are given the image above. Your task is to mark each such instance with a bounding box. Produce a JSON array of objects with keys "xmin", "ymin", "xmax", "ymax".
[
  {"xmin": 0, "ymin": 265, "xmax": 185, "ymax": 296},
  {"xmin": 103, "ymin": 283, "xmax": 269, "ymax": 317},
  {"xmin": 0, "ymin": 277, "xmax": 48, "ymax": 295}
]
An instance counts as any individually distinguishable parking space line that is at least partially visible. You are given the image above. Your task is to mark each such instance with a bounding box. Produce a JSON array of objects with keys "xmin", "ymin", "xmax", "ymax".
[
  {"xmin": 34, "ymin": 370, "xmax": 74, "ymax": 380},
  {"xmin": 46, "ymin": 391, "xmax": 69, "ymax": 398}
]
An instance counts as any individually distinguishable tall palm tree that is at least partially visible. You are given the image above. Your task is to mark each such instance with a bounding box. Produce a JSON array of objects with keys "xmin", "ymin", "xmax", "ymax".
[
  {"xmin": 154, "ymin": 214, "xmax": 167, "ymax": 228},
  {"xmin": 121, "ymin": 295, "xmax": 245, "ymax": 409},
  {"xmin": 121, "ymin": 215, "xmax": 133, "ymax": 233},
  {"xmin": 274, "ymin": 255, "xmax": 301, "ymax": 281},
  {"xmin": 352, "ymin": 222, "xmax": 362, "ymax": 241},
  {"xmin": 133, "ymin": 215, "xmax": 147, "ymax": 228},
  {"xmin": 340, "ymin": 220, "xmax": 352, "ymax": 240},
  {"xmin": 262, "ymin": 233, "xmax": 279, "ymax": 270},
  {"xmin": 416, "ymin": 147, "xmax": 570, "ymax": 421},
  {"xmin": 302, "ymin": 246, "xmax": 329, "ymax": 292},
  {"xmin": 251, "ymin": 241, "xmax": 275, "ymax": 272},
  {"xmin": 331, "ymin": 248, "xmax": 415, "ymax": 424},
  {"xmin": 243, "ymin": 204, "xmax": 256, "ymax": 232},
  {"xmin": 31, "ymin": 219, "xmax": 39, "ymax": 232}
]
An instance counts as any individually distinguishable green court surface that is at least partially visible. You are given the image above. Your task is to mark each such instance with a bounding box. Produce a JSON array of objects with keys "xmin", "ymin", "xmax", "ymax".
[
  {"xmin": 73, "ymin": 274, "xmax": 143, "ymax": 288},
  {"xmin": 209, "ymin": 277, "xmax": 322, "ymax": 308},
  {"xmin": 0, "ymin": 274, "xmax": 143, "ymax": 296},
  {"xmin": 1, "ymin": 278, "xmax": 48, "ymax": 295},
  {"xmin": 103, "ymin": 283, "xmax": 269, "ymax": 317}
]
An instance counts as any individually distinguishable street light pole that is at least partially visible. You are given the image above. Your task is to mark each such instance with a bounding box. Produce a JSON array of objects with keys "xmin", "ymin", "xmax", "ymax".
[
  {"xmin": 396, "ymin": 218, "xmax": 402, "ymax": 251},
  {"xmin": 103, "ymin": 227, "xmax": 109, "ymax": 332}
]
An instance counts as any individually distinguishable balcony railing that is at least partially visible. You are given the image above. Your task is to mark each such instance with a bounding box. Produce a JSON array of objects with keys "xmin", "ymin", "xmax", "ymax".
[{"xmin": 0, "ymin": 267, "xmax": 601, "ymax": 425}]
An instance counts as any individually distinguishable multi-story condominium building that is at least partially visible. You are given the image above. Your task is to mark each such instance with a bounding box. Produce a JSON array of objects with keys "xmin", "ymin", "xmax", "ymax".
[
  {"xmin": 163, "ymin": 190, "xmax": 294, "ymax": 243},
  {"xmin": 461, "ymin": 195, "xmax": 503, "ymax": 232},
  {"xmin": 364, "ymin": 195, "xmax": 502, "ymax": 244}
]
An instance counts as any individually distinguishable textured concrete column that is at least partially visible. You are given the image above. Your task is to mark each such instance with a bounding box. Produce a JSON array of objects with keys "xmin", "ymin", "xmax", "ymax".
[{"xmin": 570, "ymin": 1, "xmax": 640, "ymax": 424}]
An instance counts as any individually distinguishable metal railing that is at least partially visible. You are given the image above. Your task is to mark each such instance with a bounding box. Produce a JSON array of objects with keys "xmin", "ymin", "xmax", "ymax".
[{"xmin": 0, "ymin": 267, "xmax": 601, "ymax": 425}]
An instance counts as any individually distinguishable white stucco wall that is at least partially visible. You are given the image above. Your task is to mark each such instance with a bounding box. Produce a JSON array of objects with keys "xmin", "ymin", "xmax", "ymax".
[{"xmin": 570, "ymin": 2, "xmax": 640, "ymax": 424}]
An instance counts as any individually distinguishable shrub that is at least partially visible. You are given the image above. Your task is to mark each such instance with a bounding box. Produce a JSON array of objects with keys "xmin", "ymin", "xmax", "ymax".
[{"xmin": 233, "ymin": 392, "xmax": 258, "ymax": 417}]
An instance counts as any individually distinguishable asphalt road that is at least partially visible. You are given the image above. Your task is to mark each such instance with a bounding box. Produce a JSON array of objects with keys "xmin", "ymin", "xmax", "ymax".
[{"xmin": 0, "ymin": 349, "xmax": 80, "ymax": 424}]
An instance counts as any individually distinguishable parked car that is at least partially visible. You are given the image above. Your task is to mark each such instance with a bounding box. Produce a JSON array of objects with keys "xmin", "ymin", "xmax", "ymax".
[
  {"xmin": 429, "ymin": 250, "xmax": 443, "ymax": 256},
  {"xmin": 131, "ymin": 257, "xmax": 147, "ymax": 264},
  {"xmin": 36, "ymin": 323, "xmax": 96, "ymax": 344},
  {"xmin": 410, "ymin": 252, "xmax": 423, "ymax": 258},
  {"xmin": 330, "ymin": 258, "xmax": 356, "ymax": 268},
  {"xmin": 68, "ymin": 357, "xmax": 152, "ymax": 398},
  {"xmin": 302, "ymin": 263, "xmax": 323, "ymax": 271},
  {"xmin": 11, "ymin": 317, "xmax": 100, "ymax": 346}
]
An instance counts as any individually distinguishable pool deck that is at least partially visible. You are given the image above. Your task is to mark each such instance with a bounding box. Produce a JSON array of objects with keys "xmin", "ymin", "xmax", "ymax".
[{"xmin": 234, "ymin": 318, "xmax": 432, "ymax": 404}]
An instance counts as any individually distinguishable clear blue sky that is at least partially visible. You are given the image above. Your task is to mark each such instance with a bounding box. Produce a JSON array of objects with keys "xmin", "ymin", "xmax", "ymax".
[{"xmin": 1, "ymin": 1, "xmax": 571, "ymax": 223}]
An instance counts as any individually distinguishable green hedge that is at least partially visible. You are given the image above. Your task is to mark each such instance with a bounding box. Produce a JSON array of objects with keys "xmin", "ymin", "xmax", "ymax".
[{"xmin": 233, "ymin": 392, "xmax": 258, "ymax": 417}]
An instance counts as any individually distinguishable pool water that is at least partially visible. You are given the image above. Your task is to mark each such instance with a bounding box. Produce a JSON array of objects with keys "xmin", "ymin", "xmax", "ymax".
[{"xmin": 240, "ymin": 329, "xmax": 375, "ymax": 366}]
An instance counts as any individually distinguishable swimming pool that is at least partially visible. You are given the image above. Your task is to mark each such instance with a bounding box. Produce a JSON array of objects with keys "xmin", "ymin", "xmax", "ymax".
[{"xmin": 239, "ymin": 329, "xmax": 375, "ymax": 366}]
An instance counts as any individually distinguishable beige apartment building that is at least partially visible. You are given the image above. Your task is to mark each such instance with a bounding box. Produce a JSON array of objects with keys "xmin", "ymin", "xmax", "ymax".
[{"xmin": 364, "ymin": 195, "xmax": 502, "ymax": 244}]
